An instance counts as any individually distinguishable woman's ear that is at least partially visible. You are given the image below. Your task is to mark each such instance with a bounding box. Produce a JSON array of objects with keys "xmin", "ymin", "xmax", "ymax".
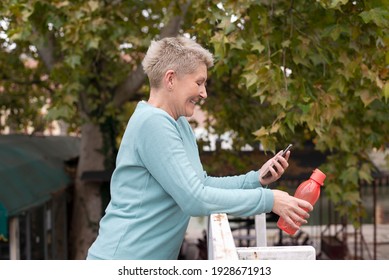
[{"xmin": 164, "ymin": 70, "xmax": 175, "ymax": 91}]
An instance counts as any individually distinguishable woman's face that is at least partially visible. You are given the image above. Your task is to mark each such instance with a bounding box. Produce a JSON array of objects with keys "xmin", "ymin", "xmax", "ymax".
[{"xmin": 170, "ymin": 63, "xmax": 208, "ymax": 119}]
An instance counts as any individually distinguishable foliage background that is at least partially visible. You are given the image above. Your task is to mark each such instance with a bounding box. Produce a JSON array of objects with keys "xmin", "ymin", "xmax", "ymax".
[
  {"xmin": 1, "ymin": 0, "xmax": 388, "ymax": 258},
  {"xmin": 190, "ymin": 0, "xmax": 389, "ymax": 225}
]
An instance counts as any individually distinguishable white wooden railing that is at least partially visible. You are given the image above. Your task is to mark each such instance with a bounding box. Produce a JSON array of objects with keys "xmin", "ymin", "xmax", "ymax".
[{"xmin": 208, "ymin": 213, "xmax": 316, "ymax": 260}]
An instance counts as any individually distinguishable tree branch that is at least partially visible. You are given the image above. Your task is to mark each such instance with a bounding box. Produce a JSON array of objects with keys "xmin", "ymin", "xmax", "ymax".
[
  {"xmin": 35, "ymin": 31, "xmax": 56, "ymax": 71},
  {"xmin": 0, "ymin": 72, "xmax": 55, "ymax": 94},
  {"xmin": 112, "ymin": 1, "xmax": 191, "ymax": 108}
]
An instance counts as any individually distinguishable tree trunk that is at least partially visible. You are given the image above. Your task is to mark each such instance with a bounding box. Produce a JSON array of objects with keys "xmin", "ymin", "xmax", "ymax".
[{"xmin": 70, "ymin": 122, "xmax": 104, "ymax": 259}]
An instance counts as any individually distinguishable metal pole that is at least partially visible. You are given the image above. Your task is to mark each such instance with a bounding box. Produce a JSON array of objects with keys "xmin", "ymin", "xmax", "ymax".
[
  {"xmin": 26, "ymin": 211, "xmax": 31, "ymax": 260},
  {"xmin": 43, "ymin": 203, "xmax": 48, "ymax": 260},
  {"xmin": 373, "ymin": 179, "xmax": 377, "ymax": 260}
]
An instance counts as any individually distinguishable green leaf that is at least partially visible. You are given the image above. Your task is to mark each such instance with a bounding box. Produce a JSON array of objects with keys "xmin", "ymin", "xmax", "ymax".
[
  {"xmin": 251, "ymin": 42, "xmax": 265, "ymax": 54},
  {"xmin": 231, "ymin": 38, "xmax": 245, "ymax": 50},
  {"xmin": 343, "ymin": 191, "xmax": 361, "ymax": 204},
  {"xmin": 242, "ymin": 72, "xmax": 258, "ymax": 88},
  {"xmin": 340, "ymin": 167, "xmax": 359, "ymax": 185},
  {"xmin": 359, "ymin": 164, "xmax": 373, "ymax": 183},
  {"xmin": 46, "ymin": 105, "xmax": 73, "ymax": 121},
  {"xmin": 325, "ymin": 183, "xmax": 342, "ymax": 204},
  {"xmin": 87, "ymin": 37, "xmax": 100, "ymax": 50},
  {"xmin": 329, "ymin": 75, "xmax": 346, "ymax": 93},
  {"xmin": 259, "ymin": 137, "xmax": 276, "ymax": 153},
  {"xmin": 360, "ymin": 8, "xmax": 389, "ymax": 28},
  {"xmin": 285, "ymin": 118, "xmax": 295, "ymax": 133},
  {"xmin": 210, "ymin": 33, "xmax": 227, "ymax": 58},
  {"xmin": 298, "ymin": 104, "xmax": 311, "ymax": 114},
  {"xmin": 65, "ymin": 55, "xmax": 81, "ymax": 68}
]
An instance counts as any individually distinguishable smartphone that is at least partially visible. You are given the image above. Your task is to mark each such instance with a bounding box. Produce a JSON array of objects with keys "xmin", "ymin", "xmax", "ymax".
[
  {"xmin": 261, "ymin": 144, "xmax": 293, "ymax": 179},
  {"xmin": 281, "ymin": 144, "xmax": 293, "ymax": 157}
]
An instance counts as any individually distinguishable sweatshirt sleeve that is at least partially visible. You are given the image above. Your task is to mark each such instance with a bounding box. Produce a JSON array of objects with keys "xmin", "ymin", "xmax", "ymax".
[
  {"xmin": 137, "ymin": 114, "xmax": 274, "ymax": 217},
  {"xmin": 203, "ymin": 170, "xmax": 263, "ymax": 190}
]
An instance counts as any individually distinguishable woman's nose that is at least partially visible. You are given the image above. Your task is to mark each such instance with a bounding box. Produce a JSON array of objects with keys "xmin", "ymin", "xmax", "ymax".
[{"xmin": 200, "ymin": 87, "xmax": 207, "ymax": 99}]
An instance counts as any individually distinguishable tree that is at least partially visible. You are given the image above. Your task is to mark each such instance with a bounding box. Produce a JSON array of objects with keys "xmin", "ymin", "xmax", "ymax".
[
  {"xmin": 188, "ymin": 0, "xmax": 389, "ymax": 226},
  {"xmin": 1, "ymin": 0, "xmax": 388, "ymax": 259}
]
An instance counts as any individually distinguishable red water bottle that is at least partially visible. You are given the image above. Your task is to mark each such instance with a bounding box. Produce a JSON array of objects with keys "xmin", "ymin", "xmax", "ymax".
[{"xmin": 277, "ymin": 168, "xmax": 326, "ymax": 235}]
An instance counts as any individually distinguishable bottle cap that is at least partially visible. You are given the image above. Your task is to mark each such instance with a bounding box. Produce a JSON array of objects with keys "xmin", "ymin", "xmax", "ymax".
[{"xmin": 310, "ymin": 168, "xmax": 326, "ymax": 186}]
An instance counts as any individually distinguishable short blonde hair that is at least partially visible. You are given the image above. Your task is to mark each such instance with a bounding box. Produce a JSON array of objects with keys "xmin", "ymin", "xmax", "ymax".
[{"xmin": 142, "ymin": 36, "xmax": 214, "ymax": 88}]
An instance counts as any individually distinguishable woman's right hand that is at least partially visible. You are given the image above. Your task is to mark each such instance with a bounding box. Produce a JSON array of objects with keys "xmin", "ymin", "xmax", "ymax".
[{"xmin": 259, "ymin": 150, "xmax": 290, "ymax": 186}]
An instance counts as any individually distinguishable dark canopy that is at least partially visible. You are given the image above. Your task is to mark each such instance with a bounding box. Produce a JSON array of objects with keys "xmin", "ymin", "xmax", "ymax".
[{"xmin": 0, "ymin": 135, "xmax": 79, "ymax": 216}]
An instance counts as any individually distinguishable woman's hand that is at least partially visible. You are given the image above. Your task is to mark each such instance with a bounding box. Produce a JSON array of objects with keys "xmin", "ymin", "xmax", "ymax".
[
  {"xmin": 259, "ymin": 150, "xmax": 290, "ymax": 185},
  {"xmin": 271, "ymin": 189, "xmax": 313, "ymax": 231}
]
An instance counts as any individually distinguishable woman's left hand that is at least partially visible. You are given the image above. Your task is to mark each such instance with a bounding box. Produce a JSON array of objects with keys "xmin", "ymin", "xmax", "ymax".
[{"xmin": 259, "ymin": 150, "xmax": 290, "ymax": 185}]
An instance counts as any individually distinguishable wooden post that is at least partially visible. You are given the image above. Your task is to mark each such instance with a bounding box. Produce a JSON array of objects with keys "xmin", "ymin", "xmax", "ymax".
[
  {"xmin": 9, "ymin": 216, "xmax": 20, "ymax": 260},
  {"xmin": 208, "ymin": 213, "xmax": 316, "ymax": 260},
  {"xmin": 255, "ymin": 214, "xmax": 267, "ymax": 247},
  {"xmin": 207, "ymin": 214, "xmax": 239, "ymax": 260}
]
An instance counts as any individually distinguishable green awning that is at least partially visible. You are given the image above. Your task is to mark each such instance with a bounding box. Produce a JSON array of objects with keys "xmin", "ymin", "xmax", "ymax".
[
  {"xmin": 0, "ymin": 135, "xmax": 80, "ymax": 216},
  {"xmin": 0, "ymin": 203, "xmax": 7, "ymax": 241}
]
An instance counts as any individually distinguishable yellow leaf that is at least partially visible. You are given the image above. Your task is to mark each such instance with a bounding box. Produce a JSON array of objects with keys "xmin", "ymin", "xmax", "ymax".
[
  {"xmin": 376, "ymin": 76, "xmax": 384, "ymax": 88},
  {"xmin": 21, "ymin": 9, "xmax": 33, "ymax": 21},
  {"xmin": 253, "ymin": 126, "xmax": 268, "ymax": 138},
  {"xmin": 357, "ymin": 89, "xmax": 377, "ymax": 107},
  {"xmin": 270, "ymin": 123, "xmax": 280, "ymax": 134},
  {"xmin": 88, "ymin": 1, "xmax": 99, "ymax": 12},
  {"xmin": 281, "ymin": 39, "xmax": 291, "ymax": 48},
  {"xmin": 54, "ymin": 1, "xmax": 70, "ymax": 8},
  {"xmin": 384, "ymin": 82, "xmax": 389, "ymax": 101}
]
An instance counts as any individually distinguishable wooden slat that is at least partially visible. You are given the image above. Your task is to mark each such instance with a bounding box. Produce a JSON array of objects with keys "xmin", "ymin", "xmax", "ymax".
[{"xmin": 208, "ymin": 214, "xmax": 239, "ymax": 260}]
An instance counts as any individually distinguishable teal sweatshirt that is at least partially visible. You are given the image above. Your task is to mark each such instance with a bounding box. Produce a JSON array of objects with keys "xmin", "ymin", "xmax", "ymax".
[{"xmin": 87, "ymin": 101, "xmax": 274, "ymax": 260}]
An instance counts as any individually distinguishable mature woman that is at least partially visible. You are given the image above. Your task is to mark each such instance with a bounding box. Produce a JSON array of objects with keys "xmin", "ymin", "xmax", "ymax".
[{"xmin": 87, "ymin": 36, "xmax": 312, "ymax": 260}]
